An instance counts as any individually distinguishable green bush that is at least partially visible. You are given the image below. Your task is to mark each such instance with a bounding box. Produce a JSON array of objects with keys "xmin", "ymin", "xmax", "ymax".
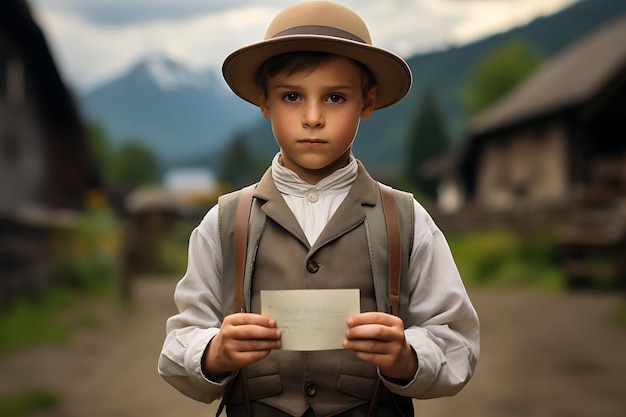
[
  {"xmin": 53, "ymin": 208, "xmax": 121, "ymax": 293},
  {"xmin": 0, "ymin": 208, "xmax": 121, "ymax": 357},
  {"xmin": 448, "ymin": 230, "xmax": 564, "ymax": 291},
  {"xmin": 0, "ymin": 286, "xmax": 104, "ymax": 356},
  {"xmin": 124, "ymin": 218, "xmax": 196, "ymax": 277},
  {"xmin": 610, "ymin": 301, "xmax": 626, "ymax": 329},
  {"xmin": 0, "ymin": 388, "xmax": 59, "ymax": 417},
  {"xmin": 155, "ymin": 220, "xmax": 196, "ymax": 275},
  {"xmin": 153, "ymin": 237, "xmax": 189, "ymax": 275}
]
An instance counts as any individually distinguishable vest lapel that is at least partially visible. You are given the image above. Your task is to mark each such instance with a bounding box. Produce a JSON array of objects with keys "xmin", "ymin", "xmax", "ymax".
[
  {"xmin": 311, "ymin": 162, "xmax": 378, "ymax": 254},
  {"xmin": 253, "ymin": 169, "xmax": 310, "ymax": 248}
]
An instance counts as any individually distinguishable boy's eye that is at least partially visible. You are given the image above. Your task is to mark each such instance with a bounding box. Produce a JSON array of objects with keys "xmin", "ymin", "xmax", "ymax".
[
  {"xmin": 326, "ymin": 94, "xmax": 345, "ymax": 103},
  {"xmin": 282, "ymin": 93, "xmax": 300, "ymax": 102}
]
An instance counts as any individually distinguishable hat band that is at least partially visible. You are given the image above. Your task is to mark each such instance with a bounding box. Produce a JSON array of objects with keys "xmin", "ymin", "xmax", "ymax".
[{"xmin": 271, "ymin": 25, "xmax": 367, "ymax": 44}]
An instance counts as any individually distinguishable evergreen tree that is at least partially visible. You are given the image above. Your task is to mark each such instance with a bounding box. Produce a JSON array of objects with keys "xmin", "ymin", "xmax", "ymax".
[
  {"xmin": 84, "ymin": 121, "xmax": 114, "ymax": 183},
  {"xmin": 403, "ymin": 89, "xmax": 450, "ymax": 199},
  {"xmin": 84, "ymin": 123, "xmax": 159, "ymax": 187},
  {"xmin": 218, "ymin": 133, "xmax": 257, "ymax": 189},
  {"xmin": 463, "ymin": 38, "xmax": 544, "ymax": 117}
]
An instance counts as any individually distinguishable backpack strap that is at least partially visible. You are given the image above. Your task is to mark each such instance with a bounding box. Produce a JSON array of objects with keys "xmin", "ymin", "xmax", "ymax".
[
  {"xmin": 368, "ymin": 182, "xmax": 403, "ymax": 417},
  {"xmin": 379, "ymin": 183, "xmax": 402, "ymax": 316},
  {"xmin": 232, "ymin": 184, "xmax": 255, "ymax": 417},
  {"xmin": 233, "ymin": 185, "xmax": 255, "ymax": 314}
]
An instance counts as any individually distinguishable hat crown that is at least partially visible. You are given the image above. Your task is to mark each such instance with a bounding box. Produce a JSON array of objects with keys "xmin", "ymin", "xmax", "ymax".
[
  {"xmin": 222, "ymin": 1, "xmax": 411, "ymax": 110},
  {"xmin": 264, "ymin": 1, "xmax": 372, "ymax": 45}
]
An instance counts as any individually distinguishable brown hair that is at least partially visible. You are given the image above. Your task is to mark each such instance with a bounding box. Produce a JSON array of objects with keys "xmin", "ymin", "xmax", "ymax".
[{"xmin": 256, "ymin": 51, "xmax": 377, "ymax": 99}]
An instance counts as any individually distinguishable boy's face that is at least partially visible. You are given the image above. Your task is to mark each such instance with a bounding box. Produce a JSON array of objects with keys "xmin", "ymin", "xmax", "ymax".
[{"xmin": 258, "ymin": 57, "xmax": 377, "ymax": 184}]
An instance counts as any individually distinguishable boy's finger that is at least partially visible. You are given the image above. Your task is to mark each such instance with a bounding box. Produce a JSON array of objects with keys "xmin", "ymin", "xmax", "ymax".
[
  {"xmin": 228, "ymin": 324, "xmax": 281, "ymax": 341},
  {"xmin": 230, "ymin": 338, "xmax": 281, "ymax": 353},
  {"xmin": 347, "ymin": 312, "xmax": 399, "ymax": 327},
  {"xmin": 226, "ymin": 313, "xmax": 276, "ymax": 328},
  {"xmin": 345, "ymin": 324, "xmax": 395, "ymax": 342}
]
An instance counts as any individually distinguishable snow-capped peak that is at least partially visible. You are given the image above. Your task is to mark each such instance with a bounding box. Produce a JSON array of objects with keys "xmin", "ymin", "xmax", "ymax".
[{"xmin": 142, "ymin": 54, "xmax": 214, "ymax": 91}]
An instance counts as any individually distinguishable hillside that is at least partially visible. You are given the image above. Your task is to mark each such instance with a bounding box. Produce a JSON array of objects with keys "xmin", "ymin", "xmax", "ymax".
[{"xmin": 80, "ymin": 56, "xmax": 259, "ymax": 166}]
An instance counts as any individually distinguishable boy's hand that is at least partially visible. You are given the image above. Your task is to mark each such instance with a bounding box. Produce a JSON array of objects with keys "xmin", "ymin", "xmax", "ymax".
[
  {"xmin": 202, "ymin": 313, "xmax": 280, "ymax": 379},
  {"xmin": 343, "ymin": 312, "xmax": 417, "ymax": 381}
]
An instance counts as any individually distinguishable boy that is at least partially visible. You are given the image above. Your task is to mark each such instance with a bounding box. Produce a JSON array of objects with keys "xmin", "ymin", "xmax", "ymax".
[{"xmin": 158, "ymin": 2, "xmax": 479, "ymax": 416}]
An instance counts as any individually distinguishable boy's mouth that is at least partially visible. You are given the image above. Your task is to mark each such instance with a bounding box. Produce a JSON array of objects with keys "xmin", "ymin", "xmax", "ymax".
[{"xmin": 298, "ymin": 138, "xmax": 327, "ymax": 144}]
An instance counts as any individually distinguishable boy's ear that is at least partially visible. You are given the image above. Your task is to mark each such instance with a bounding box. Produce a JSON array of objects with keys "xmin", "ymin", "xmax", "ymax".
[
  {"xmin": 360, "ymin": 86, "xmax": 377, "ymax": 120},
  {"xmin": 258, "ymin": 93, "xmax": 271, "ymax": 120}
]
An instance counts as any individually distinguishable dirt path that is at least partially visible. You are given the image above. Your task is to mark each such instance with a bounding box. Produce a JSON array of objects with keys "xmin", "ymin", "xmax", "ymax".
[{"xmin": 1, "ymin": 278, "xmax": 625, "ymax": 417}]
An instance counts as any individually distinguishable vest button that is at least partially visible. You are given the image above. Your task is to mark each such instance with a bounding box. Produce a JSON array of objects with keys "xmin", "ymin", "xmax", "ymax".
[
  {"xmin": 306, "ymin": 260, "xmax": 319, "ymax": 273},
  {"xmin": 305, "ymin": 382, "xmax": 317, "ymax": 397}
]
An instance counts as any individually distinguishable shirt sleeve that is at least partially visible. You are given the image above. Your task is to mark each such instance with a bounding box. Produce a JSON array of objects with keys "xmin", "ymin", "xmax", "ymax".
[
  {"xmin": 382, "ymin": 199, "xmax": 480, "ymax": 398},
  {"xmin": 158, "ymin": 205, "xmax": 235, "ymax": 403}
]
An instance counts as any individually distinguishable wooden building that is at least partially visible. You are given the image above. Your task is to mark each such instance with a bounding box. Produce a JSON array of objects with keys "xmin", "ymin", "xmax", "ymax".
[
  {"xmin": 459, "ymin": 14, "xmax": 626, "ymax": 213},
  {"xmin": 0, "ymin": 0, "xmax": 102, "ymax": 305},
  {"xmin": 456, "ymin": 14, "xmax": 626, "ymax": 287}
]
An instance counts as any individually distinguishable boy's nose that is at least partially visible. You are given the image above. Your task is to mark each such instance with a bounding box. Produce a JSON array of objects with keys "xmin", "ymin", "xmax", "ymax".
[{"xmin": 302, "ymin": 102, "xmax": 324, "ymax": 128}]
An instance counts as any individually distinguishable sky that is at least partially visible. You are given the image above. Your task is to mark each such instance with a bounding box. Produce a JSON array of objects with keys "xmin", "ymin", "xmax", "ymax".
[{"xmin": 27, "ymin": 0, "xmax": 580, "ymax": 93}]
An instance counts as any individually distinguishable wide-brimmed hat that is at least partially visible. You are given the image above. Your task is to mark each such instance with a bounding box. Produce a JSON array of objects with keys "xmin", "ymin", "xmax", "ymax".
[{"xmin": 222, "ymin": 1, "xmax": 412, "ymax": 110}]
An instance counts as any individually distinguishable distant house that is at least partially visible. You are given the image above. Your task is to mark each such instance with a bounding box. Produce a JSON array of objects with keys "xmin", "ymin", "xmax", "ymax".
[
  {"xmin": 454, "ymin": 14, "xmax": 626, "ymax": 287},
  {"xmin": 0, "ymin": 0, "xmax": 102, "ymax": 304},
  {"xmin": 457, "ymin": 14, "xmax": 626, "ymax": 213}
]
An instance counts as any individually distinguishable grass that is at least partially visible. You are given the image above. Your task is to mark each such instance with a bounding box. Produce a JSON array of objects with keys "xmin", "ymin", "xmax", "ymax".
[
  {"xmin": 0, "ymin": 208, "xmax": 120, "ymax": 358},
  {"xmin": 0, "ymin": 388, "xmax": 59, "ymax": 417},
  {"xmin": 0, "ymin": 287, "xmax": 109, "ymax": 358},
  {"xmin": 154, "ymin": 219, "xmax": 197, "ymax": 275},
  {"xmin": 609, "ymin": 301, "xmax": 626, "ymax": 329}
]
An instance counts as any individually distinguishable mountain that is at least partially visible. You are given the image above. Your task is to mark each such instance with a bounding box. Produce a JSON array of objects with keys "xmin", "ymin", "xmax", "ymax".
[
  {"xmin": 79, "ymin": 55, "xmax": 260, "ymax": 166},
  {"xmin": 79, "ymin": 0, "xmax": 626, "ymax": 175}
]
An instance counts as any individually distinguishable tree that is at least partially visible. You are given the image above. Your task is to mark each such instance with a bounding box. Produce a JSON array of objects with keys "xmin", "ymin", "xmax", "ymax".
[
  {"xmin": 403, "ymin": 89, "xmax": 450, "ymax": 199},
  {"xmin": 84, "ymin": 123, "xmax": 158, "ymax": 187},
  {"xmin": 112, "ymin": 140, "xmax": 159, "ymax": 186},
  {"xmin": 84, "ymin": 121, "xmax": 114, "ymax": 182},
  {"xmin": 218, "ymin": 133, "xmax": 258, "ymax": 189},
  {"xmin": 463, "ymin": 38, "xmax": 544, "ymax": 117}
]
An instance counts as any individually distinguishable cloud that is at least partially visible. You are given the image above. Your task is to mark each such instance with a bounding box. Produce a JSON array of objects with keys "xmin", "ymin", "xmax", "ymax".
[
  {"xmin": 27, "ymin": 0, "xmax": 579, "ymax": 92},
  {"xmin": 31, "ymin": 3, "xmax": 282, "ymax": 90},
  {"xmin": 438, "ymin": 0, "xmax": 581, "ymax": 44},
  {"xmin": 29, "ymin": 0, "xmax": 258, "ymax": 26}
]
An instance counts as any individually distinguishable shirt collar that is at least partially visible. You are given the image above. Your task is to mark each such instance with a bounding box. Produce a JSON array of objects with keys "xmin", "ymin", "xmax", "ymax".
[{"xmin": 271, "ymin": 152, "xmax": 358, "ymax": 197}]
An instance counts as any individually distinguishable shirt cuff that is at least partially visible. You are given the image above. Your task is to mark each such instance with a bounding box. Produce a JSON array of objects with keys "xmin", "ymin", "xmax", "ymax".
[{"xmin": 184, "ymin": 328, "xmax": 236, "ymax": 388}]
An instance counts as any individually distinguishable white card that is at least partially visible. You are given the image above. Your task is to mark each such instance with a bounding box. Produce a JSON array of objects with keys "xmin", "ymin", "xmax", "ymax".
[{"xmin": 261, "ymin": 289, "xmax": 360, "ymax": 351}]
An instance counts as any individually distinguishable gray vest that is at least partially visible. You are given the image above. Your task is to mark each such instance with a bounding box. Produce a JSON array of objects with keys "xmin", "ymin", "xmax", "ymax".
[{"xmin": 218, "ymin": 162, "xmax": 414, "ymax": 417}]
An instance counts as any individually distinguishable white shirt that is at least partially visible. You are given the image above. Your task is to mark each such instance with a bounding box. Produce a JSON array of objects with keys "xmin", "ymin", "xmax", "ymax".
[
  {"xmin": 158, "ymin": 154, "xmax": 480, "ymax": 403},
  {"xmin": 273, "ymin": 153, "xmax": 358, "ymax": 245}
]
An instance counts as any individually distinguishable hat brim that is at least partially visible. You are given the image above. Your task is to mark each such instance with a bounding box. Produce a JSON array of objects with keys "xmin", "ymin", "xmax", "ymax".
[{"xmin": 222, "ymin": 35, "xmax": 412, "ymax": 110}]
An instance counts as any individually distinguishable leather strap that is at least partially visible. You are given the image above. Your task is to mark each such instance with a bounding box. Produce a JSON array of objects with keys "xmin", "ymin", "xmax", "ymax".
[
  {"xmin": 379, "ymin": 183, "xmax": 402, "ymax": 316},
  {"xmin": 368, "ymin": 183, "xmax": 403, "ymax": 417},
  {"xmin": 233, "ymin": 185, "xmax": 255, "ymax": 313},
  {"xmin": 232, "ymin": 185, "xmax": 255, "ymax": 417}
]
